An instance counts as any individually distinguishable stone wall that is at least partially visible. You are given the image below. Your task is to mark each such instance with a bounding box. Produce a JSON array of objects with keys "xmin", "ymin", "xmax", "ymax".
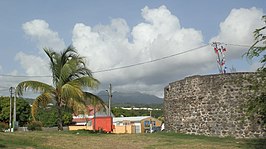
[{"xmin": 164, "ymin": 72, "xmax": 265, "ymax": 138}]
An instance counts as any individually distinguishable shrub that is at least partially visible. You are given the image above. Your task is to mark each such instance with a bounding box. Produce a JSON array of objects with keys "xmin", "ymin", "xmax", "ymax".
[
  {"xmin": 27, "ymin": 121, "xmax": 43, "ymax": 131},
  {"xmin": 71, "ymin": 129, "xmax": 107, "ymax": 134},
  {"xmin": 0, "ymin": 122, "xmax": 8, "ymax": 132}
]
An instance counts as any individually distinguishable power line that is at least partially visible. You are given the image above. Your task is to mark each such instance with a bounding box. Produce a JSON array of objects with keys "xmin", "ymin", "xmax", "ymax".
[
  {"xmin": 0, "ymin": 42, "xmax": 253, "ymax": 77},
  {"xmin": 0, "ymin": 44, "xmax": 209, "ymax": 77},
  {"xmin": 92, "ymin": 44, "xmax": 209, "ymax": 73},
  {"xmin": 0, "ymin": 88, "xmax": 9, "ymax": 92},
  {"xmin": 0, "ymin": 74, "xmax": 51, "ymax": 78},
  {"xmin": 221, "ymin": 42, "xmax": 252, "ymax": 48},
  {"xmin": 0, "ymin": 85, "xmax": 9, "ymax": 88}
]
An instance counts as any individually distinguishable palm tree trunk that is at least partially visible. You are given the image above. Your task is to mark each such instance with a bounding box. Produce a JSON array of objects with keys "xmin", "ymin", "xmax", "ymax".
[{"xmin": 57, "ymin": 103, "xmax": 64, "ymax": 131}]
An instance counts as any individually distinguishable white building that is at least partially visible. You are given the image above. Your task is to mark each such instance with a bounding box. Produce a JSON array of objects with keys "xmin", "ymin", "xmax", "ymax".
[{"xmin": 113, "ymin": 116, "xmax": 162, "ymax": 133}]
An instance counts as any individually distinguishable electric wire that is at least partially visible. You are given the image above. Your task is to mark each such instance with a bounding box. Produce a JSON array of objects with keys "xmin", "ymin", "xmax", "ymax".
[
  {"xmin": 0, "ymin": 42, "xmax": 253, "ymax": 78},
  {"xmin": 221, "ymin": 43, "xmax": 252, "ymax": 48},
  {"xmin": 0, "ymin": 74, "xmax": 51, "ymax": 78},
  {"xmin": 0, "ymin": 44, "xmax": 209, "ymax": 77},
  {"xmin": 0, "ymin": 88, "xmax": 9, "ymax": 92},
  {"xmin": 93, "ymin": 44, "xmax": 209, "ymax": 73}
]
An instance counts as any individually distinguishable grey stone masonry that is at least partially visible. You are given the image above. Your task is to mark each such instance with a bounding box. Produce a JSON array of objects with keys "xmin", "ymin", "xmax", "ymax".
[{"xmin": 164, "ymin": 72, "xmax": 265, "ymax": 138}]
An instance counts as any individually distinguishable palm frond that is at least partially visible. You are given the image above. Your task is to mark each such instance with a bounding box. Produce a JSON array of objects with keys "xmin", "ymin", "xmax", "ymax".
[
  {"xmin": 59, "ymin": 57, "xmax": 81, "ymax": 84},
  {"xmin": 31, "ymin": 92, "xmax": 53, "ymax": 120},
  {"xmin": 83, "ymin": 92, "xmax": 106, "ymax": 110},
  {"xmin": 44, "ymin": 48, "xmax": 61, "ymax": 85},
  {"xmin": 69, "ymin": 76, "xmax": 100, "ymax": 89},
  {"xmin": 44, "ymin": 48, "xmax": 56, "ymax": 65},
  {"xmin": 60, "ymin": 45, "xmax": 78, "ymax": 64},
  {"xmin": 60, "ymin": 57, "xmax": 92, "ymax": 83},
  {"xmin": 16, "ymin": 81, "xmax": 54, "ymax": 96},
  {"xmin": 61, "ymin": 83, "xmax": 84, "ymax": 102},
  {"xmin": 67, "ymin": 98, "xmax": 87, "ymax": 115}
]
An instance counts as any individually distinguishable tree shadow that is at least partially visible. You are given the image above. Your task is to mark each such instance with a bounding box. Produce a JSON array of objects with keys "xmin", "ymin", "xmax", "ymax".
[
  {"xmin": 0, "ymin": 144, "xmax": 6, "ymax": 148},
  {"xmin": 244, "ymin": 139, "xmax": 266, "ymax": 149},
  {"xmin": 0, "ymin": 138, "xmax": 6, "ymax": 148}
]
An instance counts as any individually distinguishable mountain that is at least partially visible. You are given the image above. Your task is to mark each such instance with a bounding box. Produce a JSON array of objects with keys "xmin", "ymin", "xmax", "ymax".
[{"xmin": 97, "ymin": 91, "xmax": 163, "ymax": 105}]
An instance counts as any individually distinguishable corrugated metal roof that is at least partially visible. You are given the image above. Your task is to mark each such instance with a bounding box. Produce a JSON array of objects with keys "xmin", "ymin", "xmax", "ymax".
[{"xmin": 113, "ymin": 116, "xmax": 151, "ymax": 123}]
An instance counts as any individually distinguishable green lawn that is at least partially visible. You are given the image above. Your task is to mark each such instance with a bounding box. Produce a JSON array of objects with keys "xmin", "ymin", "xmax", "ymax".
[{"xmin": 0, "ymin": 131, "xmax": 265, "ymax": 149}]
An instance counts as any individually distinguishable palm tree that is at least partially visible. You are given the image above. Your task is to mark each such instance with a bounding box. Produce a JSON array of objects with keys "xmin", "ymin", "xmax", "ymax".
[{"xmin": 16, "ymin": 46, "xmax": 104, "ymax": 131}]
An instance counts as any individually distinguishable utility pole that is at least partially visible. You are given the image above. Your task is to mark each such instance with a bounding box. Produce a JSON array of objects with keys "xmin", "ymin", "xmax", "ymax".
[
  {"xmin": 13, "ymin": 87, "xmax": 16, "ymax": 131},
  {"xmin": 107, "ymin": 84, "xmax": 112, "ymax": 116},
  {"xmin": 9, "ymin": 87, "xmax": 14, "ymax": 132}
]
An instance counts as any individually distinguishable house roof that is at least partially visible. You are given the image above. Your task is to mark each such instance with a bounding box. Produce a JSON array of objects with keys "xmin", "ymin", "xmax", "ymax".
[{"xmin": 113, "ymin": 116, "xmax": 151, "ymax": 123}]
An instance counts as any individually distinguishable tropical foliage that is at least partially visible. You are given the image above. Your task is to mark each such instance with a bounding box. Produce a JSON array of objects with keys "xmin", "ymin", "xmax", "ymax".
[
  {"xmin": 246, "ymin": 15, "xmax": 266, "ymax": 126},
  {"xmin": 27, "ymin": 121, "xmax": 42, "ymax": 131},
  {"xmin": 16, "ymin": 46, "xmax": 105, "ymax": 130},
  {"xmin": 247, "ymin": 15, "xmax": 266, "ymax": 67},
  {"xmin": 35, "ymin": 106, "xmax": 73, "ymax": 127},
  {"xmin": 0, "ymin": 96, "xmax": 31, "ymax": 126},
  {"xmin": 111, "ymin": 107, "xmax": 163, "ymax": 118}
]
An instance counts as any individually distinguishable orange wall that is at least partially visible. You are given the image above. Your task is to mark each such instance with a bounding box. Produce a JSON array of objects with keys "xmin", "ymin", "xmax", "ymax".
[
  {"xmin": 93, "ymin": 116, "xmax": 113, "ymax": 132},
  {"xmin": 71, "ymin": 116, "xmax": 113, "ymax": 132},
  {"xmin": 69, "ymin": 125, "xmax": 93, "ymax": 131},
  {"xmin": 113, "ymin": 125, "xmax": 136, "ymax": 134}
]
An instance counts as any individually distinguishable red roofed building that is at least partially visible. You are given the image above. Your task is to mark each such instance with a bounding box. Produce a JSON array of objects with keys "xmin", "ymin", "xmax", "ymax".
[{"xmin": 69, "ymin": 105, "xmax": 113, "ymax": 132}]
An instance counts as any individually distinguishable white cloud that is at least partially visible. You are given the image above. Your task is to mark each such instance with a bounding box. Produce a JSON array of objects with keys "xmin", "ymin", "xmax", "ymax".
[
  {"xmin": 72, "ymin": 5, "xmax": 212, "ymax": 96},
  {"xmin": 16, "ymin": 6, "xmax": 265, "ymax": 97},
  {"xmin": 15, "ymin": 51, "xmax": 51, "ymax": 84},
  {"xmin": 15, "ymin": 52, "xmax": 49, "ymax": 75},
  {"xmin": 15, "ymin": 19, "xmax": 67, "ymax": 86},
  {"xmin": 22, "ymin": 19, "xmax": 66, "ymax": 51},
  {"xmin": 210, "ymin": 7, "xmax": 265, "ymax": 59}
]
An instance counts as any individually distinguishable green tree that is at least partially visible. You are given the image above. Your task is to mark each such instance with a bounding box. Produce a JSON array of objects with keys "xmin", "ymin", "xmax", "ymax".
[
  {"xmin": 247, "ymin": 15, "xmax": 266, "ymax": 67},
  {"xmin": 62, "ymin": 112, "xmax": 73, "ymax": 126},
  {"xmin": 35, "ymin": 106, "xmax": 73, "ymax": 127},
  {"xmin": 16, "ymin": 98, "xmax": 31, "ymax": 126},
  {"xmin": 0, "ymin": 96, "xmax": 31, "ymax": 126},
  {"xmin": 35, "ymin": 107, "xmax": 57, "ymax": 127},
  {"xmin": 246, "ymin": 15, "xmax": 266, "ymax": 126},
  {"xmin": 16, "ymin": 46, "xmax": 104, "ymax": 130}
]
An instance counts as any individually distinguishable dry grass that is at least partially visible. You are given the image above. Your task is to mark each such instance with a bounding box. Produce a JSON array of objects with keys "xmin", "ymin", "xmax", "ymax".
[{"xmin": 0, "ymin": 131, "xmax": 265, "ymax": 149}]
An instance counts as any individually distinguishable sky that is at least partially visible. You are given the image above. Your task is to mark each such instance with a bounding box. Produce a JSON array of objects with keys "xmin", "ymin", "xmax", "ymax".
[{"xmin": 0, "ymin": 0, "xmax": 265, "ymax": 98}]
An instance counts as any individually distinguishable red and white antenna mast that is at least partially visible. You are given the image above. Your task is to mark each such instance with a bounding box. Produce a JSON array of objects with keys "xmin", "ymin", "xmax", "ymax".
[{"xmin": 212, "ymin": 42, "xmax": 227, "ymax": 74}]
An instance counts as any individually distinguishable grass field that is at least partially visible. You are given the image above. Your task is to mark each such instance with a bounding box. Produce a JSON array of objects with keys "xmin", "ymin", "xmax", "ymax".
[{"xmin": 0, "ymin": 131, "xmax": 265, "ymax": 149}]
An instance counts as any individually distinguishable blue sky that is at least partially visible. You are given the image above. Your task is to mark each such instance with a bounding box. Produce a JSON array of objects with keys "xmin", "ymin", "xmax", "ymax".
[{"xmin": 0, "ymin": 0, "xmax": 265, "ymax": 97}]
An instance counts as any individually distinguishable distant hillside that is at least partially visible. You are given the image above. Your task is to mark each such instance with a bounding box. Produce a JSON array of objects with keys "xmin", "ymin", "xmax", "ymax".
[
  {"xmin": 97, "ymin": 91, "xmax": 163, "ymax": 105},
  {"xmin": 22, "ymin": 91, "xmax": 163, "ymax": 106}
]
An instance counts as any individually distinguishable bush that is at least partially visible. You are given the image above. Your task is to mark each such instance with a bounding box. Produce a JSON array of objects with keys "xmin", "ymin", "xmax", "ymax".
[
  {"xmin": 71, "ymin": 129, "xmax": 107, "ymax": 134},
  {"xmin": 62, "ymin": 113, "xmax": 73, "ymax": 126},
  {"xmin": 0, "ymin": 122, "xmax": 8, "ymax": 132},
  {"xmin": 27, "ymin": 121, "xmax": 43, "ymax": 131}
]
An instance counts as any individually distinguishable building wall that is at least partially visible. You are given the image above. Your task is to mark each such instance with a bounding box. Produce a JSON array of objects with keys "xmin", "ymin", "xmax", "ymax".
[
  {"xmin": 70, "ymin": 116, "xmax": 113, "ymax": 132},
  {"xmin": 94, "ymin": 116, "xmax": 113, "ymax": 132},
  {"xmin": 113, "ymin": 125, "xmax": 136, "ymax": 134},
  {"xmin": 164, "ymin": 72, "xmax": 265, "ymax": 138},
  {"xmin": 69, "ymin": 125, "xmax": 93, "ymax": 131},
  {"xmin": 141, "ymin": 117, "xmax": 162, "ymax": 133}
]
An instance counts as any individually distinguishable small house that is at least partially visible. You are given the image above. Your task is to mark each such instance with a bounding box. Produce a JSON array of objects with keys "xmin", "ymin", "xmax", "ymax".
[
  {"xmin": 69, "ymin": 105, "xmax": 113, "ymax": 132},
  {"xmin": 113, "ymin": 116, "xmax": 162, "ymax": 133},
  {"xmin": 69, "ymin": 115, "xmax": 113, "ymax": 132}
]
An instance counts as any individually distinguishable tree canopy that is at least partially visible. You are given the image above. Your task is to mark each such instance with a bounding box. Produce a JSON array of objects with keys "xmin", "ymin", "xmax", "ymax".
[
  {"xmin": 16, "ymin": 46, "xmax": 105, "ymax": 130},
  {"xmin": 35, "ymin": 106, "xmax": 73, "ymax": 127},
  {"xmin": 247, "ymin": 15, "xmax": 266, "ymax": 69},
  {"xmin": 0, "ymin": 96, "xmax": 31, "ymax": 126},
  {"xmin": 246, "ymin": 15, "xmax": 266, "ymax": 126}
]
